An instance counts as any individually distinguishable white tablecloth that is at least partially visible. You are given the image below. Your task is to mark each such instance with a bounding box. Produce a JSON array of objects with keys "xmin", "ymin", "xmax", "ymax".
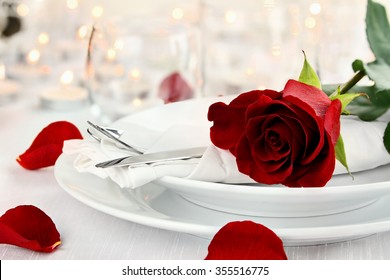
[{"xmin": 1, "ymin": 86, "xmax": 390, "ymax": 260}]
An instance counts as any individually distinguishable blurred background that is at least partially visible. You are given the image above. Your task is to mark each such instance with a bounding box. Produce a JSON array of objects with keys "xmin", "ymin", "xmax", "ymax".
[{"xmin": 0, "ymin": 0, "xmax": 387, "ymax": 121}]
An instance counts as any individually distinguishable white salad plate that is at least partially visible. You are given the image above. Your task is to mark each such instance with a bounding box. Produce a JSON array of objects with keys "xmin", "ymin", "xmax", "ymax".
[
  {"xmin": 55, "ymin": 153, "xmax": 390, "ymax": 246},
  {"xmin": 157, "ymin": 164, "xmax": 390, "ymax": 217}
]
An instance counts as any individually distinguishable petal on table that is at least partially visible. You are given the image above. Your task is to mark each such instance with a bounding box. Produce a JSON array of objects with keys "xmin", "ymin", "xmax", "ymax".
[
  {"xmin": 16, "ymin": 121, "xmax": 83, "ymax": 170},
  {"xmin": 205, "ymin": 221, "xmax": 287, "ymax": 260},
  {"xmin": 0, "ymin": 205, "xmax": 61, "ymax": 253}
]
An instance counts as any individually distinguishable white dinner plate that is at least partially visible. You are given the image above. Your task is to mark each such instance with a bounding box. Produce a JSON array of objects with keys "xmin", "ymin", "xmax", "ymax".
[
  {"xmin": 55, "ymin": 153, "xmax": 390, "ymax": 246},
  {"xmin": 110, "ymin": 97, "xmax": 390, "ymax": 217},
  {"xmin": 157, "ymin": 164, "xmax": 390, "ymax": 217}
]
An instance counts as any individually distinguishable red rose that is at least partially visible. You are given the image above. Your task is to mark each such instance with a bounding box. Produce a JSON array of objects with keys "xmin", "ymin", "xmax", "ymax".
[{"xmin": 208, "ymin": 80, "xmax": 342, "ymax": 187}]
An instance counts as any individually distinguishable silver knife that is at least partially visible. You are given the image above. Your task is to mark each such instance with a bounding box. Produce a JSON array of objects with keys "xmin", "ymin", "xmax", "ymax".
[{"xmin": 95, "ymin": 146, "xmax": 208, "ymax": 168}]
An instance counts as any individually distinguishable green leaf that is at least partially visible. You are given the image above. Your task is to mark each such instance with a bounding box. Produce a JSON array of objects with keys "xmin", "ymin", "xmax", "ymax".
[
  {"xmin": 298, "ymin": 51, "xmax": 321, "ymax": 89},
  {"xmin": 335, "ymin": 135, "xmax": 351, "ymax": 175},
  {"xmin": 384, "ymin": 122, "xmax": 390, "ymax": 154},
  {"xmin": 371, "ymin": 89, "xmax": 390, "ymax": 106},
  {"xmin": 363, "ymin": 59, "xmax": 390, "ymax": 90},
  {"xmin": 347, "ymin": 95, "xmax": 389, "ymax": 121},
  {"xmin": 366, "ymin": 0, "xmax": 390, "ymax": 64}
]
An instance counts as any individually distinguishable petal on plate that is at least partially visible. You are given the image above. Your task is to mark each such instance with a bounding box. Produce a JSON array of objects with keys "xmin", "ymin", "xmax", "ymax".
[
  {"xmin": 0, "ymin": 205, "xmax": 61, "ymax": 253},
  {"xmin": 205, "ymin": 221, "xmax": 287, "ymax": 260},
  {"xmin": 16, "ymin": 121, "xmax": 83, "ymax": 170}
]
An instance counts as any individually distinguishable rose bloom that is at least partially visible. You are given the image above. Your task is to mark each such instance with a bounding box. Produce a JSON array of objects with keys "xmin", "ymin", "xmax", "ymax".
[{"xmin": 208, "ymin": 80, "xmax": 342, "ymax": 187}]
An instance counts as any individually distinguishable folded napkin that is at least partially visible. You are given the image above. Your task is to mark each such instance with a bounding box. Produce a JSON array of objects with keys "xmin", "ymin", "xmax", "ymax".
[{"xmin": 63, "ymin": 100, "xmax": 390, "ymax": 189}]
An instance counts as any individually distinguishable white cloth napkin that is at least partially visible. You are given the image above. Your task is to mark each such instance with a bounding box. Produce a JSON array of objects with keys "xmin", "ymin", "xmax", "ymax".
[{"xmin": 63, "ymin": 100, "xmax": 390, "ymax": 189}]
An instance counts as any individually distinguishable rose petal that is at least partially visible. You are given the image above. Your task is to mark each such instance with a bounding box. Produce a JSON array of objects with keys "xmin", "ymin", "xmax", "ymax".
[
  {"xmin": 283, "ymin": 132, "xmax": 335, "ymax": 187},
  {"xmin": 0, "ymin": 205, "xmax": 61, "ymax": 252},
  {"xmin": 236, "ymin": 135, "xmax": 292, "ymax": 184},
  {"xmin": 283, "ymin": 95, "xmax": 326, "ymax": 164},
  {"xmin": 16, "ymin": 121, "xmax": 83, "ymax": 170},
  {"xmin": 205, "ymin": 221, "xmax": 287, "ymax": 260},
  {"xmin": 208, "ymin": 90, "xmax": 266, "ymax": 154},
  {"xmin": 324, "ymin": 99, "xmax": 342, "ymax": 146},
  {"xmin": 158, "ymin": 72, "xmax": 194, "ymax": 103},
  {"xmin": 283, "ymin": 79, "xmax": 331, "ymax": 118}
]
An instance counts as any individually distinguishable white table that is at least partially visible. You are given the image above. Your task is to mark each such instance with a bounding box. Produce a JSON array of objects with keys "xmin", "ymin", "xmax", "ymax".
[{"xmin": 1, "ymin": 87, "xmax": 390, "ymax": 260}]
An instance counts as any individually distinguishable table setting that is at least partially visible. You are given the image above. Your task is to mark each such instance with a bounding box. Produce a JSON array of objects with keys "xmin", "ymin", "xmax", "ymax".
[{"xmin": 1, "ymin": 0, "xmax": 390, "ymax": 260}]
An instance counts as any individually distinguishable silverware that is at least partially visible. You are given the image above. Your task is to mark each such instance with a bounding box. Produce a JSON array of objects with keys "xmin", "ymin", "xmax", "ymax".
[
  {"xmin": 87, "ymin": 121, "xmax": 142, "ymax": 154},
  {"xmin": 86, "ymin": 128, "xmax": 123, "ymax": 143},
  {"xmin": 95, "ymin": 146, "xmax": 208, "ymax": 168}
]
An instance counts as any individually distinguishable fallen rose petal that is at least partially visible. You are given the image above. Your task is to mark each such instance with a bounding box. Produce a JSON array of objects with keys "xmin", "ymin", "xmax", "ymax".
[
  {"xmin": 17, "ymin": 121, "xmax": 83, "ymax": 170},
  {"xmin": 205, "ymin": 221, "xmax": 287, "ymax": 260},
  {"xmin": 0, "ymin": 205, "xmax": 61, "ymax": 252},
  {"xmin": 158, "ymin": 72, "xmax": 194, "ymax": 103}
]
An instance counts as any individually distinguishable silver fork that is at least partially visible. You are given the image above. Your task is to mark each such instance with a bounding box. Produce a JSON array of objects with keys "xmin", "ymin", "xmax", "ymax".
[{"xmin": 86, "ymin": 121, "xmax": 143, "ymax": 154}]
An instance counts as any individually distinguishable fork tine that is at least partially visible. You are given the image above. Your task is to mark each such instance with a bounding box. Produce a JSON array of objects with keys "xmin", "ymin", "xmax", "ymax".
[
  {"xmin": 87, "ymin": 121, "xmax": 143, "ymax": 154},
  {"xmin": 86, "ymin": 128, "xmax": 102, "ymax": 142}
]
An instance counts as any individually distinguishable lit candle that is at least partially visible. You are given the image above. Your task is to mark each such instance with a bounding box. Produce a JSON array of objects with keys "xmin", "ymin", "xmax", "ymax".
[
  {"xmin": 66, "ymin": 0, "xmax": 79, "ymax": 10},
  {"xmin": 76, "ymin": 25, "xmax": 89, "ymax": 40},
  {"xmin": 223, "ymin": 68, "xmax": 259, "ymax": 95},
  {"xmin": 125, "ymin": 68, "xmax": 150, "ymax": 98},
  {"xmin": 171, "ymin": 7, "xmax": 184, "ymax": 21},
  {"xmin": 6, "ymin": 48, "xmax": 50, "ymax": 80},
  {"xmin": 106, "ymin": 68, "xmax": 150, "ymax": 102},
  {"xmin": 40, "ymin": 70, "xmax": 89, "ymax": 110},
  {"xmin": 37, "ymin": 32, "xmax": 50, "ymax": 46},
  {"xmin": 26, "ymin": 49, "xmax": 41, "ymax": 65},
  {"xmin": 0, "ymin": 64, "xmax": 22, "ymax": 104},
  {"xmin": 91, "ymin": 5, "xmax": 104, "ymax": 19}
]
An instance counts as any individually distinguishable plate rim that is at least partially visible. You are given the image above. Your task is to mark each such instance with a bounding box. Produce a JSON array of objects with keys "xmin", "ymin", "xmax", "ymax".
[{"xmin": 55, "ymin": 153, "xmax": 390, "ymax": 245}]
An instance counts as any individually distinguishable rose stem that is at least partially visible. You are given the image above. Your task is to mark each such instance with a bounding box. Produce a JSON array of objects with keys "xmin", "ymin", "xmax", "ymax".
[{"xmin": 337, "ymin": 70, "xmax": 366, "ymax": 95}]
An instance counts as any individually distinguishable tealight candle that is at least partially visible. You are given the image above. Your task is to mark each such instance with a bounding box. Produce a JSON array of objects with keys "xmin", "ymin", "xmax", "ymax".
[
  {"xmin": 40, "ymin": 70, "xmax": 89, "ymax": 110},
  {"xmin": 108, "ymin": 68, "xmax": 150, "ymax": 101},
  {"xmin": 0, "ymin": 64, "xmax": 22, "ymax": 104},
  {"xmin": 7, "ymin": 49, "xmax": 50, "ymax": 80}
]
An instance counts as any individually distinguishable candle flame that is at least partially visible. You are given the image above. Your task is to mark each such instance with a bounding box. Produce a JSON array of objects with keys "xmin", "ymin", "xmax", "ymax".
[
  {"xmin": 271, "ymin": 45, "xmax": 282, "ymax": 56},
  {"xmin": 172, "ymin": 8, "xmax": 184, "ymax": 20},
  {"xmin": 26, "ymin": 49, "xmax": 41, "ymax": 65},
  {"xmin": 91, "ymin": 6, "xmax": 104, "ymax": 19},
  {"xmin": 224, "ymin": 10, "xmax": 238, "ymax": 24},
  {"xmin": 132, "ymin": 98, "xmax": 143, "ymax": 107},
  {"xmin": 77, "ymin": 25, "xmax": 89, "ymax": 39},
  {"xmin": 244, "ymin": 67, "xmax": 255, "ymax": 77},
  {"xmin": 305, "ymin": 17, "xmax": 317, "ymax": 29},
  {"xmin": 38, "ymin": 32, "xmax": 50, "ymax": 45},
  {"xmin": 129, "ymin": 68, "xmax": 141, "ymax": 81},
  {"xmin": 114, "ymin": 39, "xmax": 124, "ymax": 50},
  {"xmin": 106, "ymin": 48, "xmax": 117, "ymax": 62},
  {"xmin": 309, "ymin": 3, "xmax": 322, "ymax": 15},
  {"xmin": 66, "ymin": 0, "xmax": 79, "ymax": 10},
  {"xmin": 0, "ymin": 64, "xmax": 5, "ymax": 80},
  {"xmin": 60, "ymin": 70, "xmax": 74, "ymax": 85},
  {"xmin": 16, "ymin": 3, "xmax": 29, "ymax": 17}
]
